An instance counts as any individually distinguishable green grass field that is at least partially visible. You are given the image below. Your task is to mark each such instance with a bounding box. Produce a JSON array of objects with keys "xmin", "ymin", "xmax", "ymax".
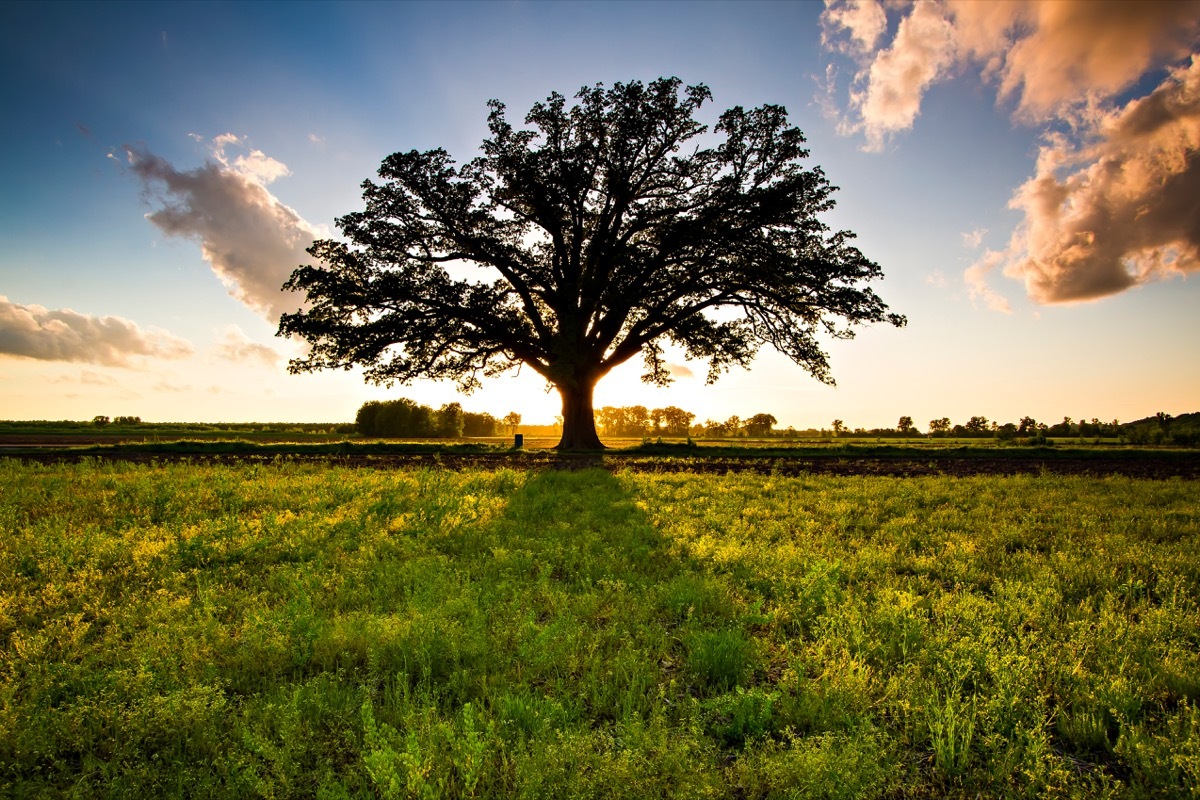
[{"xmin": 2, "ymin": 460, "xmax": 1197, "ymax": 798}]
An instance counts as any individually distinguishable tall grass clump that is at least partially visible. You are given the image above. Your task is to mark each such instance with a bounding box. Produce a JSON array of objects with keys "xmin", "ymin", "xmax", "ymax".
[{"xmin": 0, "ymin": 458, "xmax": 1197, "ymax": 797}]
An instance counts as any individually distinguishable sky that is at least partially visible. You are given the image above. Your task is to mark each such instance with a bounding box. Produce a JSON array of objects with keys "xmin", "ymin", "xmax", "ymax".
[{"xmin": 2, "ymin": 0, "xmax": 1198, "ymax": 431}]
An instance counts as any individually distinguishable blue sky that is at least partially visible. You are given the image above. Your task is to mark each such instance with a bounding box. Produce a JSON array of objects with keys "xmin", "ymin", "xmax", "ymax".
[{"xmin": 2, "ymin": 0, "xmax": 1198, "ymax": 430}]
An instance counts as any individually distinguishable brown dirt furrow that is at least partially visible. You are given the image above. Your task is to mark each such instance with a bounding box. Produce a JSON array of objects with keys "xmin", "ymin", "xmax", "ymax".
[{"xmin": 9, "ymin": 451, "xmax": 1200, "ymax": 479}]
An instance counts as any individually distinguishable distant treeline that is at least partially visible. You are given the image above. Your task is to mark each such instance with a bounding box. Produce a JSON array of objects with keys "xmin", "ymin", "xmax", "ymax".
[
  {"xmin": 596, "ymin": 407, "xmax": 1200, "ymax": 445},
  {"xmin": 355, "ymin": 400, "xmax": 509, "ymax": 438},
  {"xmin": 6, "ymin": 409, "xmax": 1197, "ymax": 446}
]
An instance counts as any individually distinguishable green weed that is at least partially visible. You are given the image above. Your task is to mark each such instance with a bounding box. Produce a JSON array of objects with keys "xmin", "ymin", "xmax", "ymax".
[{"xmin": 0, "ymin": 460, "xmax": 1197, "ymax": 797}]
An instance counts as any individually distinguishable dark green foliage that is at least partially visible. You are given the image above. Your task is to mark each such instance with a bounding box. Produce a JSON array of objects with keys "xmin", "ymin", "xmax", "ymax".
[
  {"xmin": 355, "ymin": 399, "xmax": 486, "ymax": 438},
  {"xmin": 1122, "ymin": 412, "xmax": 1200, "ymax": 445}
]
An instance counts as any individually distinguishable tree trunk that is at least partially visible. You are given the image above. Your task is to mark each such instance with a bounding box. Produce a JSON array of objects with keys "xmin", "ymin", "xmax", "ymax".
[{"xmin": 555, "ymin": 378, "xmax": 605, "ymax": 450}]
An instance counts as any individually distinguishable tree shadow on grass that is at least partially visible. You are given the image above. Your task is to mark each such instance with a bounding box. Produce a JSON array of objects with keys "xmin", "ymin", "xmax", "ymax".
[{"xmin": 470, "ymin": 468, "xmax": 753, "ymax": 716}]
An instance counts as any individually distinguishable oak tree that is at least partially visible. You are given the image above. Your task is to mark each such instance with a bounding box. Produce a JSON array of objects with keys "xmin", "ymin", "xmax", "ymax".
[{"xmin": 278, "ymin": 78, "xmax": 904, "ymax": 449}]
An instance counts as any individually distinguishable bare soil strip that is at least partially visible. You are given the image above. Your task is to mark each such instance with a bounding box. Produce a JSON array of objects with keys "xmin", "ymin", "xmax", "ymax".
[{"xmin": 10, "ymin": 450, "xmax": 1200, "ymax": 479}]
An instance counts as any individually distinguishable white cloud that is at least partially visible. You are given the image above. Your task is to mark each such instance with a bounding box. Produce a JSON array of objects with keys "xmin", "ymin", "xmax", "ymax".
[
  {"xmin": 821, "ymin": 0, "xmax": 887, "ymax": 54},
  {"xmin": 963, "ymin": 251, "xmax": 1013, "ymax": 313},
  {"xmin": 852, "ymin": 1, "xmax": 956, "ymax": 150},
  {"xmin": 212, "ymin": 324, "xmax": 283, "ymax": 367},
  {"xmin": 0, "ymin": 296, "xmax": 194, "ymax": 366},
  {"xmin": 124, "ymin": 134, "xmax": 317, "ymax": 324},
  {"xmin": 961, "ymin": 228, "xmax": 986, "ymax": 249},
  {"xmin": 209, "ymin": 133, "xmax": 292, "ymax": 185}
]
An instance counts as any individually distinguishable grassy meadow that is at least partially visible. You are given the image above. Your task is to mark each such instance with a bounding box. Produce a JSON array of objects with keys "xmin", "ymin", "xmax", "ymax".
[{"xmin": 1, "ymin": 459, "xmax": 1198, "ymax": 798}]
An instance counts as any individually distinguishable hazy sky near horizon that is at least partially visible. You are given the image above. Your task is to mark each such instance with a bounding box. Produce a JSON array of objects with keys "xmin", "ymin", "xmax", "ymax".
[{"xmin": 2, "ymin": 0, "xmax": 1198, "ymax": 430}]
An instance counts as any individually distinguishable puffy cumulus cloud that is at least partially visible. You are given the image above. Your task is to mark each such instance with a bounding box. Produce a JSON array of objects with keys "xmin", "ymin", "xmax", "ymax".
[
  {"xmin": 213, "ymin": 325, "xmax": 283, "ymax": 367},
  {"xmin": 950, "ymin": 0, "xmax": 1200, "ymax": 120},
  {"xmin": 822, "ymin": 0, "xmax": 1200, "ymax": 145},
  {"xmin": 822, "ymin": 0, "xmax": 1200, "ymax": 306},
  {"xmin": 210, "ymin": 133, "xmax": 292, "ymax": 185},
  {"xmin": 987, "ymin": 57, "xmax": 1200, "ymax": 303},
  {"xmin": 851, "ymin": 1, "xmax": 956, "ymax": 150},
  {"xmin": 124, "ymin": 134, "xmax": 317, "ymax": 324},
  {"xmin": 0, "ymin": 296, "xmax": 194, "ymax": 366},
  {"xmin": 821, "ymin": 0, "xmax": 887, "ymax": 54}
]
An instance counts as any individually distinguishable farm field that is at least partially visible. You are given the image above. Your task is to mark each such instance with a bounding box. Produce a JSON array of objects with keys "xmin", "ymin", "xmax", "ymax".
[{"xmin": 1, "ymin": 460, "xmax": 1198, "ymax": 798}]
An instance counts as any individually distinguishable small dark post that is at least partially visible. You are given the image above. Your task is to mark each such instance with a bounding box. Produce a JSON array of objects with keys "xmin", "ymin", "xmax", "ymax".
[{"xmin": 513, "ymin": 433, "xmax": 524, "ymax": 449}]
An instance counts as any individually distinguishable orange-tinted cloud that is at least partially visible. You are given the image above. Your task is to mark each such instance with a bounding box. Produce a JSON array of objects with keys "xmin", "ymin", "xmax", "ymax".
[
  {"xmin": 823, "ymin": 0, "xmax": 1200, "ymax": 306},
  {"xmin": 963, "ymin": 251, "xmax": 1012, "ymax": 314},
  {"xmin": 0, "ymin": 296, "xmax": 194, "ymax": 366},
  {"xmin": 993, "ymin": 57, "xmax": 1200, "ymax": 303},
  {"xmin": 821, "ymin": 0, "xmax": 887, "ymax": 54},
  {"xmin": 823, "ymin": 0, "xmax": 1200, "ymax": 142},
  {"xmin": 125, "ymin": 135, "xmax": 317, "ymax": 324},
  {"xmin": 213, "ymin": 325, "xmax": 283, "ymax": 366},
  {"xmin": 948, "ymin": 0, "xmax": 1200, "ymax": 120},
  {"xmin": 854, "ymin": 1, "xmax": 955, "ymax": 150}
]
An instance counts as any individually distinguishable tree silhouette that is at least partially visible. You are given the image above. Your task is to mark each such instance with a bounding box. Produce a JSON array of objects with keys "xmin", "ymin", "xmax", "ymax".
[
  {"xmin": 278, "ymin": 78, "xmax": 904, "ymax": 449},
  {"xmin": 745, "ymin": 413, "xmax": 777, "ymax": 437},
  {"xmin": 502, "ymin": 412, "xmax": 522, "ymax": 435}
]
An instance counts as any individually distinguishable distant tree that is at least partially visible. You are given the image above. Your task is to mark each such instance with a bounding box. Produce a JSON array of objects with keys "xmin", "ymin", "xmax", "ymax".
[
  {"xmin": 462, "ymin": 411, "xmax": 501, "ymax": 436},
  {"xmin": 277, "ymin": 78, "xmax": 904, "ymax": 449},
  {"xmin": 1047, "ymin": 416, "xmax": 1075, "ymax": 437},
  {"xmin": 725, "ymin": 415, "xmax": 743, "ymax": 437},
  {"xmin": 928, "ymin": 417, "xmax": 951, "ymax": 435},
  {"xmin": 435, "ymin": 402, "xmax": 465, "ymax": 438},
  {"xmin": 92, "ymin": 415, "xmax": 110, "ymax": 427},
  {"xmin": 964, "ymin": 416, "xmax": 990, "ymax": 435},
  {"xmin": 831, "ymin": 419, "xmax": 844, "ymax": 437},
  {"xmin": 383, "ymin": 398, "xmax": 432, "ymax": 436},
  {"xmin": 503, "ymin": 411, "xmax": 522, "ymax": 435},
  {"xmin": 355, "ymin": 398, "xmax": 468, "ymax": 438},
  {"xmin": 897, "ymin": 415, "xmax": 914, "ymax": 435},
  {"xmin": 628, "ymin": 406, "xmax": 651, "ymax": 437},
  {"xmin": 595, "ymin": 406, "xmax": 621, "ymax": 436},
  {"xmin": 356, "ymin": 401, "xmax": 382, "ymax": 436},
  {"xmin": 657, "ymin": 406, "xmax": 695, "ymax": 436},
  {"xmin": 1017, "ymin": 416, "xmax": 1038, "ymax": 436},
  {"xmin": 745, "ymin": 413, "xmax": 777, "ymax": 437}
]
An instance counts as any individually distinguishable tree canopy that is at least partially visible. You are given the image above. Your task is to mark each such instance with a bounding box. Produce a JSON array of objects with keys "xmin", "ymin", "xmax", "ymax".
[{"xmin": 278, "ymin": 77, "xmax": 905, "ymax": 449}]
